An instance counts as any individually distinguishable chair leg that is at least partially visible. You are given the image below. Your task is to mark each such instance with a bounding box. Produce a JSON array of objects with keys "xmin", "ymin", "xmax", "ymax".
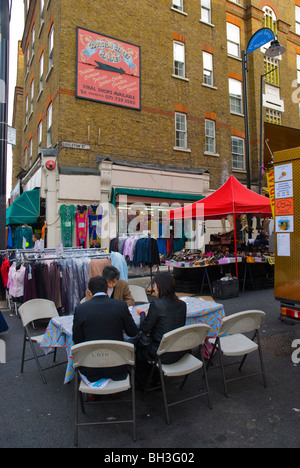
[
  {"xmin": 28, "ymin": 337, "xmax": 47, "ymax": 384},
  {"xmin": 74, "ymin": 371, "xmax": 79, "ymax": 446},
  {"xmin": 20, "ymin": 333, "xmax": 27, "ymax": 374},
  {"xmin": 53, "ymin": 347, "xmax": 57, "ymax": 363},
  {"xmin": 218, "ymin": 345, "xmax": 228, "ymax": 397},
  {"xmin": 131, "ymin": 368, "xmax": 137, "ymax": 442},
  {"xmin": 256, "ymin": 332, "xmax": 268, "ymax": 388},
  {"xmin": 158, "ymin": 360, "xmax": 170, "ymax": 424},
  {"xmin": 180, "ymin": 374, "xmax": 189, "ymax": 390},
  {"xmin": 200, "ymin": 347, "xmax": 212, "ymax": 409}
]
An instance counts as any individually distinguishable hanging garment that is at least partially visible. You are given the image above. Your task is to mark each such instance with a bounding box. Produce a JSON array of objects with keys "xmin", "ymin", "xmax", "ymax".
[
  {"xmin": 88, "ymin": 204, "xmax": 103, "ymax": 248},
  {"xmin": 1, "ymin": 257, "xmax": 10, "ymax": 287},
  {"xmin": 88, "ymin": 258, "xmax": 111, "ymax": 279},
  {"xmin": 76, "ymin": 205, "xmax": 88, "ymax": 248},
  {"xmin": 23, "ymin": 264, "xmax": 37, "ymax": 303},
  {"xmin": 14, "ymin": 226, "xmax": 34, "ymax": 249},
  {"xmin": 7, "ymin": 263, "xmax": 26, "ymax": 298},
  {"xmin": 111, "ymin": 251, "xmax": 128, "ymax": 281},
  {"xmin": 59, "ymin": 204, "xmax": 76, "ymax": 247}
]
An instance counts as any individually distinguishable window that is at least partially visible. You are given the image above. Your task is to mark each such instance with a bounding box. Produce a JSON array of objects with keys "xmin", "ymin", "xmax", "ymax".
[
  {"xmin": 25, "ymin": 94, "xmax": 29, "ymax": 125},
  {"xmin": 227, "ymin": 22, "xmax": 240, "ymax": 58},
  {"xmin": 263, "ymin": 6, "xmax": 277, "ymax": 34},
  {"xmin": 39, "ymin": 52, "xmax": 44, "ymax": 93},
  {"xmin": 26, "ymin": 46, "xmax": 29, "ymax": 76},
  {"xmin": 30, "ymin": 79, "xmax": 34, "ymax": 115},
  {"xmin": 266, "ymin": 108, "xmax": 282, "ymax": 125},
  {"xmin": 296, "ymin": 6, "xmax": 300, "ymax": 35},
  {"xmin": 231, "ymin": 137, "xmax": 245, "ymax": 170},
  {"xmin": 47, "ymin": 103, "xmax": 52, "ymax": 147},
  {"xmin": 297, "ymin": 55, "xmax": 300, "ymax": 84},
  {"xmin": 175, "ymin": 112, "xmax": 187, "ymax": 148},
  {"xmin": 48, "ymin": 24, "xmax": 54, "ymax": 70},
  {"xmin": 201, "ymin": 0, "xmax": 211, "ymax": 24},
  {"xmin": 203, "ymin": 51, "xmax": 213, "ymax": 86},
  {"xmin": 173, "ymin": 41, "xmax": 185, "ymax": 78},
  {"xmin": 29, "ymin": 138, "xmax": 33, "ymax": 165},
  {"xmin": 24, "ymin": 147, "xmax": 28, "ymax": 168},
  {"xmin": 205, "ymin": 119, "xmax": 215, "ymax": 153},
  {"xmin": 40, "ymin": 0, "xmax": 44, "ymax": 22},
  {"xmin": 31, "ymin": 24, "xmax": 35, "ymax": 59},
  {"xmin": 172, "ymin": 0, "xmax": 183, "ymax": 12},
  {"xmin": 264, "ymin": 56, "xmax": 279, "ymax": 86},
  {"xmin": 229, "ymin": 78, "xmax": 243, "ymax": 114},
  {"xmin": 38, "ymin": 120, "xmax": 42, "ymax": 151}
]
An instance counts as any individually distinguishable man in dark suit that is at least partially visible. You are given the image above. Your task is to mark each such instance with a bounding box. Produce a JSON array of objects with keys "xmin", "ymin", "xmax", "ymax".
[{"xmin": 73, "ymin": 275, "xmax": 138, "ymax": 382}]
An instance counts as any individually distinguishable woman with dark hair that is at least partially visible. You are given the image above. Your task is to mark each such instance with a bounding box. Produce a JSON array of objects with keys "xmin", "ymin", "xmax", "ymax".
[{"xmin": 135, "ymin": 271, "xmax": 187, "ymax": 389}]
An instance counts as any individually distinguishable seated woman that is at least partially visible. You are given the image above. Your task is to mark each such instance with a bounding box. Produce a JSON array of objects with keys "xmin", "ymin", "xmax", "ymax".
[{"xmin": 135, "ymin": 271, "xmax": 187, "ymax": 390}]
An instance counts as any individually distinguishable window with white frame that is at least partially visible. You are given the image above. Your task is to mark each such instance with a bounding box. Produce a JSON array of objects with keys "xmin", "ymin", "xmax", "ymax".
[
  {"xmin": 26, "ymin": 46, "xmax": 29, "ymax": 76},
  {"xmin": 173, "ymin": 41, "xmax": 185, "ymax": 77},
  {"xmin": 48, "ymin": 24, "xmax": 54, "ymax": 70},
  {"xmin": 30, "ymin": 79, "xmax": 34, "ymax": 115},
  {"xmin": 227, "ymin": 22, "xmax": 240, "ymax": 58},
  {"xmin": 40, "ymin": 0, "xmax": 44, "ymax": 22},
  {"xmin": 297, "ymin": 54, "xmax": 300, "ymax": 83},
  {"xmin": 266, "ymin": 108, "xmax": 282, "ymax": 125},
  {"xmin": 175, "ymin": 112, "xmax": 187, "ymax": 148},
  {"xmin": 205, "ymin": 119, "xmax": 215, "ymax": 153},
  {"xmin": 264, "ymin": 56, "xmax": 279, "ymax": 86},
  {"xmin": 38, "ymin": 120, "xmax": 43, "ymax": 151},
  {"xmin": 29, "ymin": 138, "xmax": 33, "ymax": 165},
  {"xmin": 201, "ymin": 0, "xmax": 211, "ymax": 24},
  {"xmin": 231, "ymin": 136, "xmax": 245, "ymax": 170},
  {"xmin": 39, "ymin": 52, "xmax": 44, "ymax": 93},
  {"xmin": 24, "ymin": 147, "xmax": 28, "ymax": 168},
  {"xmin": 25, "ymin": 94, "xmax": 29, "ymax": 125},
  {"xmin": 31, "ymin": 24, "xmax": 35, "ymax": 59},
  {"xmin": 203, "ymin": 51, "xmax": 213, "ymax": 86},
  {"xmin": 172, "ymin": 0, "xmax": 183, "ymax": 12},
  {"xmin": 296, "ymin": 6, "xmax": 300, "ymax": 35},
  {"xmin": 263, "ymin": 6, "xmax": 277, "ymax": 34},
  {"xmin": 229, "ymin": 78, "xmax": 243, "ymax": 114},
  {"xmin": 47, "ymin": 103, "xmax": 52, "ymax": 147}
]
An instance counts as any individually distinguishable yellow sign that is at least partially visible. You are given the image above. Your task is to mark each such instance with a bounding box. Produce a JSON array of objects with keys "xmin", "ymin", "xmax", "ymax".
[{"xmin": 266, "ymin": 168, "xmax": 275, "ymax": 219}]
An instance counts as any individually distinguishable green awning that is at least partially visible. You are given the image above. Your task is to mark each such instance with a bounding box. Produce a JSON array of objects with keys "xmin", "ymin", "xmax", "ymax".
[
  {"xmin": 6, "ymin": 188, "xmax": 40, "ymax": 225},
  {"xmin": 111, "ymin": 187, "xmax": 204, "ymax": 206}
]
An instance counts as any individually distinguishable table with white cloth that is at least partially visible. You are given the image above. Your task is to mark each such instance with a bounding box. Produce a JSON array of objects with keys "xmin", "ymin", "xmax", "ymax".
[{"xmin": 40, "ymin": 297, "xmax": 225, "ymax": 384}]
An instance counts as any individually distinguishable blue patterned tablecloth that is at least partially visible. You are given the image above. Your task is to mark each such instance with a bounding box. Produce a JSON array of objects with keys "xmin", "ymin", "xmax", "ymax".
[{"xmin": 40, "ymin": 297, "xmax": 225, "ymax": 384}]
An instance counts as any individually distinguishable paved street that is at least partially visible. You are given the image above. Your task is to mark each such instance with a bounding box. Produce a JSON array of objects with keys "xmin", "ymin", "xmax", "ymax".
[{"xmin": 0, "ymin": 283, "xmax": 299, "ymax": 449}]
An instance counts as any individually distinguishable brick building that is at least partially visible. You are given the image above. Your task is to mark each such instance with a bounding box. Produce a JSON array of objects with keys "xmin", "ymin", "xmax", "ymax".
[{"xmin": 10, "ymin": 0, "xmax": 300, "ymax": 248}]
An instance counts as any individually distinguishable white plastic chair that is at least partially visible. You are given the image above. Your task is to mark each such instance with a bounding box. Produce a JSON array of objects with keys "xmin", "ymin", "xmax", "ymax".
[
  {"xmin": 129, "ymin": 285, "xmax": 148, "ymax": 304},
  {"xmin": 71, "ymin": 340, "xmax": 136, "ymax": 446},
  {"xmin": 208, "ymin": 310, "xmax": 267, "ymax": 396},
  {"xmin": 145, "ymin": 323, "xmax": 212, "ymax": 424},
  {"xmin": 18, "ymin": 299, "xmax": 60, "ymax": 384}
]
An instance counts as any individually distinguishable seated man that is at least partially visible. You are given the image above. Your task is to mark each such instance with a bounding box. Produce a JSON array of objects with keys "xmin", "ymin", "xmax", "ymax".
[
  {"xmin": 102, "ymin": 265, "xmax": 135, "ymax": 307},
  {"xmin": 73, "ymin": 276, "xmax": 138, "ymax": 382}
]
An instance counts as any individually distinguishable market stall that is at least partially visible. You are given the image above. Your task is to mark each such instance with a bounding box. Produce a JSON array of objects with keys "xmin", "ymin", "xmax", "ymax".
[{"xmin": 168, "ymin": 176, "xmax": 273, "ymax": 294}]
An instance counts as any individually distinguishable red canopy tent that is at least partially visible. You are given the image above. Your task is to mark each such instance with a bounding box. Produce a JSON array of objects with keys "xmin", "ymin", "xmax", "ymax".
[{"xmin": 168, "ymin": 175, "xmax": 272, "ymax": 277}]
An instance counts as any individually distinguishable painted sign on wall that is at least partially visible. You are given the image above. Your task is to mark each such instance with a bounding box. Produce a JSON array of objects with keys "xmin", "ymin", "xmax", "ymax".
[{"xmin": 76, "ymin": 27, "xmax": 141, "ymax": 110}]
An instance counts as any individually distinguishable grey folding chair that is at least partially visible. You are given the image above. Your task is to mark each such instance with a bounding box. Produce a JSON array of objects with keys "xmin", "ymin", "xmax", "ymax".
[
  {"xmin": 18, "ymin": 299, "xmax": 60, "ymax": 384},
  {"xmin": 145, "ymin": 323, "xmax": 212, "ymax": 424},
  {"xmin": 71, "ymin": 340, "xmax": 136, "ymax": 446},
  {"xmin": 208, "ymin": 310, "xmax": 267, "ymax": 396}
]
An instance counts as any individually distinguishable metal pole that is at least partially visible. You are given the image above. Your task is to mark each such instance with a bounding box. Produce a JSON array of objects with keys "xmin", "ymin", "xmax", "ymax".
[
  {"xmin": 259, "ymin": 67, "xmax": 278, "ymax": 195},
  {"xmin": 0, "ymin": 0, "xmax": 10, "ymax": 249},
  {"xmin": 242, "ymin": 50, "xmax": 251, "ymax": 189}
]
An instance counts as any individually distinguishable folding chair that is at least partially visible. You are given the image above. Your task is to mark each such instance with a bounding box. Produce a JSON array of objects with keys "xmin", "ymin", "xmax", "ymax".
[
  {"xmin": 129, "ymin": 285, "xmax": 148, "ymax": 304},
  {"xmin": 208, "ymin": 310, "xmax": 267, "ymax": 396},
  {"xmin": 18, "ymin": 299, "xmax": 60, "ymax": 384},
  {"xmin": 71, "ymin": 340, "xmax": 136, "ymax": 446},
  {"xmin": 144, "ymin": 323, "xmax": 212, "ymax": 424}
]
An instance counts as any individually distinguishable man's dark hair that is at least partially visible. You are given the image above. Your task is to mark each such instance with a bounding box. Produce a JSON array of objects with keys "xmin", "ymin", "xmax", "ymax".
[
  {"xmin": 102, "ymin": 265, "xmax": 120, "ymax": 282},
  {"xmin": 33, "ymin": 233, "xmax": 41, "ymax": 240},
  {"xmin": 88, "ymin": 276, "xmax": 108, "ymax": 295}
]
